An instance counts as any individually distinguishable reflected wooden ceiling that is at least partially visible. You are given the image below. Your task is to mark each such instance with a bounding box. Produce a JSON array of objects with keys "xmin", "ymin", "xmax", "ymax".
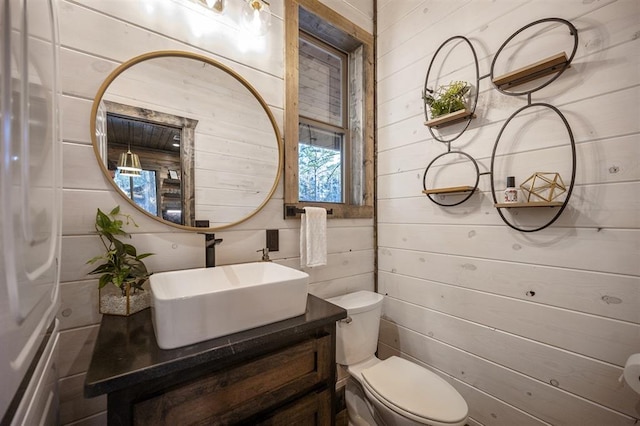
[{"xmin": 106, "ymin": 113, "xmax": 181, "ymax": 153}]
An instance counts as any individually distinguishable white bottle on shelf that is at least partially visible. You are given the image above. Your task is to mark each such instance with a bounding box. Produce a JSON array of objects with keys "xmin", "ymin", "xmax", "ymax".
[{"xmin": 504, "ymin": 176, "xmax": 518, "ymax": 203}]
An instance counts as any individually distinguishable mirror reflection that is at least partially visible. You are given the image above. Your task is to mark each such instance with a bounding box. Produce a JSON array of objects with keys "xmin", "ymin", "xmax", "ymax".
[{"xmin": 92, "ymin": 51, "xmax": 281, "ymax": 230}]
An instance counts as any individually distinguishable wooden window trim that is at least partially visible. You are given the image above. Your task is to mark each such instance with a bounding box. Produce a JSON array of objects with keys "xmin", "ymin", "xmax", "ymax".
[{"xmin": 284, "ymin": 0, "xmax": 374, "ymax": 219}]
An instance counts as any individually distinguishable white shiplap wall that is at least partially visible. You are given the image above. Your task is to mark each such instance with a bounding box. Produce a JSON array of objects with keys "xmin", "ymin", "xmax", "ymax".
[
  {"xmin": 56, "ymin": 0, "xmax": 374, "ymax": 424},
  {"xmin": 376, "ymin": 1, "xmax": 640, "ymax": 425}
]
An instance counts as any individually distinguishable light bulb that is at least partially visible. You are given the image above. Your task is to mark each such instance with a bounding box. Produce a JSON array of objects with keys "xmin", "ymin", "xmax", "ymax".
[
  {"xmin": 204, "ymin": 0, "xmax": 224, "ymax": 13},
  {"xmin": 242, "ymin": 0, "xmax": 271, "ymax": 36}
]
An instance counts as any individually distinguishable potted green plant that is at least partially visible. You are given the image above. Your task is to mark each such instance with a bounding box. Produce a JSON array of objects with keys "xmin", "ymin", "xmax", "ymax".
[
  {"xmin": 424, "ymin": 80, "xmax": 471, "ymax": 120},
  {"xmin": 86, "ymin": 206, "xmax": 154, "ymax": 316}
]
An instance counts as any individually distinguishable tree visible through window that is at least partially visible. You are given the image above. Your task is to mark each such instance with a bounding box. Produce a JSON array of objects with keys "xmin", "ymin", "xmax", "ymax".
[
  {"xmin": 114, "ymin": 169, "xmax": 158, "ymax": 215},
  {"xmin": 298, "ymin": 124, "xmax": 342, "ymax": 202}
]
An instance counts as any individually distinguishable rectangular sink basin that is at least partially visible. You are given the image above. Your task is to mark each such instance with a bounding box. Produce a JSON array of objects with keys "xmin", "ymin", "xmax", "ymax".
[{"xmin": 149, "ymin": 262, "xmax": 309, "ymax": 349}]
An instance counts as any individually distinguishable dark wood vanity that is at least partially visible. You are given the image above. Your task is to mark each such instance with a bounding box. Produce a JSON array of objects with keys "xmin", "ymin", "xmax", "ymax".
[{"xmin": 85, "ymin": 295, "xmax": 346, "ymax": 425}]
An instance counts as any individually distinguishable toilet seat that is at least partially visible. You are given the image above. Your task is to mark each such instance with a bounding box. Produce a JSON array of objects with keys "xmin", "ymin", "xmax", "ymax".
[{"xmin": 361, "ymin": 356, "xmax": 468, "ymax": 425}]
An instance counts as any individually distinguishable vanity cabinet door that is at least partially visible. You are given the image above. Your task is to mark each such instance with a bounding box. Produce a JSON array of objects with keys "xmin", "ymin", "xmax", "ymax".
[
  {"xmin": 256, "ymin": 388, "xmax": 332, "ymax": 426},
  {"xmin": 132, "ymin": 334, "xmax": 331, "ymax": 425}
]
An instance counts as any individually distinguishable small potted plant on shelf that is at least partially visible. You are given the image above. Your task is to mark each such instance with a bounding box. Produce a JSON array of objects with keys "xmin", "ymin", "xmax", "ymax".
[
  {"xmin": 86, "ymin": 206, "xmax": 154, "ymax": 316},
  {"xmin": 424, "ymin": 80, "xmax": 471, "ymax": 121}
]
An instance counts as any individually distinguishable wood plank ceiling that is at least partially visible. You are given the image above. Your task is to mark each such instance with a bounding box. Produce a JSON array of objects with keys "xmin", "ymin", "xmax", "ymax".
[{"xmin": 106, "ymin": 113, "xmax": 181, "ymax": 153}]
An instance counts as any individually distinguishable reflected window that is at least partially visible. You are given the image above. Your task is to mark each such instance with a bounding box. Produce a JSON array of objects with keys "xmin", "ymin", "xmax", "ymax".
[{"xmin": 114, "ymin": 170, "xmax": 158, "ymax": 216}]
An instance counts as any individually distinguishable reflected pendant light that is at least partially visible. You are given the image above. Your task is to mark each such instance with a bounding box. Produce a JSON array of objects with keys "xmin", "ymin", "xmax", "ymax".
[
  {"xmin": 117, "ymin": 145, "xmax": 142, "ymax": 177},
  {"xmin": 242, "ymin": 0, "xmax": 271, "ymax": 36}
]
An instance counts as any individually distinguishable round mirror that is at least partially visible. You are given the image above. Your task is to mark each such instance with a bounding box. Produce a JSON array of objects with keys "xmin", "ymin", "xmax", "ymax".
[{"xmin": 90, "ymin": 50, "xmax": 282, "ymax": 231}]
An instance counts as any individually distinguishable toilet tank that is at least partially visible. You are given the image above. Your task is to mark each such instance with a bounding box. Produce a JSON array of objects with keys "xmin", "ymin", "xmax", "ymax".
[{"xmin": 327, "ymin": 291, "xmax": 384, "ymax": 366}]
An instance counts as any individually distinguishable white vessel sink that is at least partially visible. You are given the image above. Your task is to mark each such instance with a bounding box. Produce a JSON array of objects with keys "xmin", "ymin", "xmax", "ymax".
[{"xmin": 149, "ymin": 262, "xmax": 309, "ymax": 349}]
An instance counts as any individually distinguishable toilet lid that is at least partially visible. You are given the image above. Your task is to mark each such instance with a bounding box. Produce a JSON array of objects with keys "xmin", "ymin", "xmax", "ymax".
[{"xmin": 361, "ymin": 356, "xmax": 468, "ymax": 424}]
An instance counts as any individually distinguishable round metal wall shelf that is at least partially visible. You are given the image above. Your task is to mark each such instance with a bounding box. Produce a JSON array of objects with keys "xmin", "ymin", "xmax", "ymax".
[
  {"xmin": 423, "ymin": 35, "xmax": 480, "ymax": 144},
  {"xmin": 421, "ymin": 18, "xmax": 578, "ymax": 232},
  {"xmin": 490, "ymin": 17, "xmax": 578, "ymax": 97},
  {"xmin": 490, "ymin": 103, "xmax": 576, "ymax": 232},
  {"xmin": 422, "ymin": 150, "xmax": 480, "ymax": 207}
]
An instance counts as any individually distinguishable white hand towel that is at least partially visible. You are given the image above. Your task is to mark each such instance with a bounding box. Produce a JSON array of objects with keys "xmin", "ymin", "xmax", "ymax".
[{"xmin": 300, "ymin": 207, "xmax": 327, "ymax": 267}]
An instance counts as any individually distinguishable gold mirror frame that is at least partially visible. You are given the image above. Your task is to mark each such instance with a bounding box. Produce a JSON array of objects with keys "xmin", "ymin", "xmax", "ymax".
[{"xmin": 90, "ymin": 50, "xmax": 283, "ymax": 231}]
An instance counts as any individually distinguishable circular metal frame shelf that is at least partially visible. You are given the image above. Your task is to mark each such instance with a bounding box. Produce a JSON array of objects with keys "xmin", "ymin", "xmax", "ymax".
[
  {"xmin": 423, "ymin": 35, "xmax": 480, "ymax": 144},
  {"xmin": 490, "ymin": 103, "xmax": 576, "ymax": 232},
  {"xmin": 423, "ymin": 150, "xmax": 480, "ymax": 207},
  {"xmin": 490, "ymin": 17, "xmax": 578, "ymax": 97}
]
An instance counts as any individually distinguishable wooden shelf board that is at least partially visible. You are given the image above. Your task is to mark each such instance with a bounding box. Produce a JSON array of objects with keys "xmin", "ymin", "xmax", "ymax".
[
  {"xmin": 494, "ymin": 201, "xmax": 564, "ymax": 208},
  {"xmin": 422, "ymin": 186, "xmax": 476, "ymax": 195},
  {"xmin": 493, "ymin": 52, "xmax": 569, "ymax": 89},
  {"xmin": 163, "ymin": 178, "xmax": 181, "ymax": 184},
  {"xmin": 424, "ymin": 108, "xmax": 474, "ymax": 128}
]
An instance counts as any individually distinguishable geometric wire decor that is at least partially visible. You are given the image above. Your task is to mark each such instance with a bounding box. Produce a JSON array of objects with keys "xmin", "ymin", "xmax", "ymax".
[{"xmin": 520, "ymin": 172, "xmax": 566, "ymax": 202}]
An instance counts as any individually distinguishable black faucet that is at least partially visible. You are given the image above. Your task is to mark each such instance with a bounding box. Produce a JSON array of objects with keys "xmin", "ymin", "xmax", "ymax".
[
  {"xmin": 204, "ymin": 233, "xmax": 223, "ymax": 268},
  {"xmin": 195, "ymin": 220, "xmax": 223, "ymax": 268}
]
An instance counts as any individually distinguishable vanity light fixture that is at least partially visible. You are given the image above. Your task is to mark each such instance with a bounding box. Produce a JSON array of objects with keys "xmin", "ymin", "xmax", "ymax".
[
  {"xmin": 242, "ymin": 0, "xmax": 271, "ymax": 36},
  {"xmin": 117, "ymin": 143, "xmax": 143, "ymax": 177}
]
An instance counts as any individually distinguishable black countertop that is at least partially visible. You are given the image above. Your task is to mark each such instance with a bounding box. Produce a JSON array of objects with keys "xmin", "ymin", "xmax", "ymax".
[{"xmin": 84, "ymin": 294, "xmax": 346, "ymax": 398}]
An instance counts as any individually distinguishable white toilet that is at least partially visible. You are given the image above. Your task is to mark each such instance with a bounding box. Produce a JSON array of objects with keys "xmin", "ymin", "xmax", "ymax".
[{"xmin": 327, "ymin": 291, "xmax": 468, "ymax": 426}]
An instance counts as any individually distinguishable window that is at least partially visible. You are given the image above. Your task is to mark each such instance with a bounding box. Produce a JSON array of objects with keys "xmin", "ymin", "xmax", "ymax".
[
  {"xmin": 299, "ymin": 124, "xmax": 344, "ymax": 203},
  {"xmin": 298, "ymin": 33, "xmax": 347, "ymax": 203},
  {"xmin": 285, "ymin": 0, "xmax": 374, "ymax": 218},
  {"xmin": 114, "ymin": 169, "xmax": 158, "ymax": 216}
]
